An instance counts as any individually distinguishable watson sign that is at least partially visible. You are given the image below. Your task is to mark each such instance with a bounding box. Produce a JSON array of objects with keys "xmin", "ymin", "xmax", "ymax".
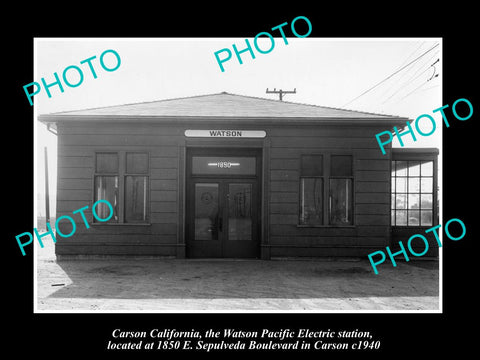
[{"xmin": 185, "ymin": 130, "xmax": 267, "ymax": 138}]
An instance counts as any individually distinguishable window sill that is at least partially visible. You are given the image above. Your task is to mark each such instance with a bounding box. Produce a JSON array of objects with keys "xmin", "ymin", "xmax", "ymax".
[{"xmin": 90, "ymin": 222, "xmax": 152, "ymax": 226}]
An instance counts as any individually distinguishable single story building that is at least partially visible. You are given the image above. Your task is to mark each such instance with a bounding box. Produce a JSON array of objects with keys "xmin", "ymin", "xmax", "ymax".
[{"xmin": 38, "ymin": 92, "xmax": 439, "ymax": 259}]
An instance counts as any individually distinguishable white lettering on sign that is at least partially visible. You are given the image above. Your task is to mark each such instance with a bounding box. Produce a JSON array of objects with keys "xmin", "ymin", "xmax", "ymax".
[{"xmin": 185, "ymin": 130, "xmax": 266, "ymax": 138}]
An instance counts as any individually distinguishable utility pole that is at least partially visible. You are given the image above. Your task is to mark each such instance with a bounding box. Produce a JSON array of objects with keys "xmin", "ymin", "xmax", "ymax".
[
  {"xmin": 266, "ymin": 88, "xmax": 296, "ymax": 101},
  {"xmin": 44, "ymin": 146, "xmax": 50, "ymax": 228}
]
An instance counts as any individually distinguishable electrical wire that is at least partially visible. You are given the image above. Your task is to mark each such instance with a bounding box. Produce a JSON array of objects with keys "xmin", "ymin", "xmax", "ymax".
[
  {"xmin": 381, "ymin": 55, "xmax": 439, "ymax": 104},
  {"xmin": 343, "ymin": 43, "xmax": 440, "ymax": 108}
]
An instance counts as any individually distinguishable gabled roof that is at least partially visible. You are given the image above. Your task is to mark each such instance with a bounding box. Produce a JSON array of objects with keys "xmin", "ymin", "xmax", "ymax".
[{"xmin": 38, "ymin": 92, "xmax": 409, "ymax": 127}]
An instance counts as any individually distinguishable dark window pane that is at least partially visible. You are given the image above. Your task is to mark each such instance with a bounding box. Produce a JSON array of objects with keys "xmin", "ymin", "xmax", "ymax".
[
  {"xmin": 408, "ymin": 161, "xmax": 420, "ymax": 176},
  {"xmin": 96, "ymin": 153, "xmax": 118, "ymax": 173},
  {"xmin": 301, "ymin": 155, "xmax": 323, "ymax": 176},
  {"xmin": 125, "ymin": 176, "xmax": 148, "ymax": 223},
  {"xmin": 396, "ymin": 210, "xmax": 407, "ymax": 225},
  {"xmin": 421, "ymin": 194, "xmax": 433, "ymax": 210},
  {"xmin": 299, "ymin": 178, "xmax": 323, "ymax": 225},
  {"xmin": 331, "ymin": 155, "xmax": 352, "ymax": 176},
  {"xmin": 329, "ymin": 178, "xmax": 353, "ymax": 225},
  {"xmin": 94, "ymin": 176, "xmax": 118, "ymax": 223},
  {"xmin": 396, "ymin": 161, "xmax": 408, "ymax": 176},
  {"xmin": 408, "ymin": 210, "xmax": 420, "ymax": 226},
  {"xmin": 194, "ymin": 183, "xmax": 219, "ymax": 240},
  {"xmin": 192, "ymin": 157, "xmax": 256, "ymax": 175},
  {"xmin": 126, "ymin": 152, "xmax": 149, "ymax": 174},
  {"xmin": 228, "ymin": 183, "xmax": 252, "ymax": 240},
  {"xmin": 420, "ymin": 210, "xmax": 433, "ymax": 226},
  {"xmin": 391, "ymin": 161, "xmax": 397, "ymax": 176}
]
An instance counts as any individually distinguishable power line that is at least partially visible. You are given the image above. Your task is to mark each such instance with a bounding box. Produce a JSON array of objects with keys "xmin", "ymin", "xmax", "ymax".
[
  {"xmin": 379, "ymin": 50, "xmax": 439, "ymax": 104},
  {"xmin": 376, "ymin": 42, "xmax": 427, "ymax": 100},
  {"xmin": 401, "ymin": 78, "xmax": 440, "ymax": 101},
  {"xmin": 343, "ymin": 43, "xmax": 440, "ymax": 107},
  {"xmin": 381, "ymin": 55, "xmax": 439, "ymax": 105}
]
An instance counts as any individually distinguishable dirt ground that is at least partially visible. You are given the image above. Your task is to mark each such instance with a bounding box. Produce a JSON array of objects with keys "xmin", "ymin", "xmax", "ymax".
[{"xmin": 35, "ymin": 241, "xmax": 439, "ymax": 312}]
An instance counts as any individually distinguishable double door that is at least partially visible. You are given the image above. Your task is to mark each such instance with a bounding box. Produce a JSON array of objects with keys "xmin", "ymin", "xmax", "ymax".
[{"xmin": 187, "ymin": 178, "xmax": 259, "ymax": 258}]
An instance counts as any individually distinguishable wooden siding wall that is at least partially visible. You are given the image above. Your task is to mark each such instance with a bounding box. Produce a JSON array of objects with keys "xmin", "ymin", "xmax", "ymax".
[
  {"xmin": 266, "ymin": 125, "xmax": 391, "ymax": 257},
  {"xmin": 55, "ymin": 121, "xmax": 392, "ymax": 258},
  {"xmin": 55, "ymin": 122, "xmax": 183, "ymax": 256}
]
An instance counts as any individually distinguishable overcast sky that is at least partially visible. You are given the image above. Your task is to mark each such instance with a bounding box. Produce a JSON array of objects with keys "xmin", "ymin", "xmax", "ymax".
[{"xmin": 34, "ymin": 37, "xmax": 442, "ymax": 217}]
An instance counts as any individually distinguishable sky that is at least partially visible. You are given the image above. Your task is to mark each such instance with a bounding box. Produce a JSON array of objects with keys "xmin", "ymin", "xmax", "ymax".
[{"xmin": 34, "ymin": 37, "xmax": 442, "ymax": 217}]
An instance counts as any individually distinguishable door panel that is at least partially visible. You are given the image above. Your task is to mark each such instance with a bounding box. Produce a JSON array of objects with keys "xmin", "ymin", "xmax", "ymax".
[
  {"xmin": 187, "ymin": 179, "xmax": 259, "ymax": 258},
  {"xmin": 186, "ymin": 148, "xmax": 261, "ymax": 259},
  {"xmin": 194, "ymin": 183, "xmax": 219, "ymax": 241},
  {"xmin": 227, "ymin": 183, "xmax": 253, "ymax": 241}
]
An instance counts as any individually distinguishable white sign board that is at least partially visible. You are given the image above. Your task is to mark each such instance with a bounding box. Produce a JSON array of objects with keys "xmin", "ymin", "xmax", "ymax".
[{"xmin": 185, "ymin": 130, "xmax": 266, "ymax": 138}]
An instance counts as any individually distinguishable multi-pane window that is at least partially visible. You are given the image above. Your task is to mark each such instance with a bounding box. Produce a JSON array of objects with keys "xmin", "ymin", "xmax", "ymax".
[
  {"xmin": 299, "ymin": 154, "xmax": 353, "ymax": 226},
  {"xmin": 94, "ymin": 151, "xmax": 149, "ymax": 224},
  {"xmin": 391, "ymin": 160, "xmax": 433, "ymax": 226}
]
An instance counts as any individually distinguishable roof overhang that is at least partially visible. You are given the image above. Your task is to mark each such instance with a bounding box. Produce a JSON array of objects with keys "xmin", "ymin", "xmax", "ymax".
[{"xmin": 38, "ymin": 114, "xmax": 410, "ymax": 133}]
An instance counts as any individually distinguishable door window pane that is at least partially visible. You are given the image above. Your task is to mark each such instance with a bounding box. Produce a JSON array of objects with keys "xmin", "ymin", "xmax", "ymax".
[
  {"xmin": 329, "ymin": 178, "xmax": 353, "ymax": 225},
  {"xmin": 228, "ymin": 183, "xmax": 252, "ymax": 241},
  {"xmin": 300, "ymin": 178, "xmax": 323, "ymax": 225},
  {"xmin": 125, "ymin": 176, "xmax": 148, "ymax": 222},
  {"xmin": 194, "ymin": 183, "xmax": 219, "ymax": 240},
  {"xmin": 94, "ymin": 176, "xmax": 118, "ymax": 222},
  {"xmin": 192, "ymin": 157, "xmax": 256, "ymax": 175}
]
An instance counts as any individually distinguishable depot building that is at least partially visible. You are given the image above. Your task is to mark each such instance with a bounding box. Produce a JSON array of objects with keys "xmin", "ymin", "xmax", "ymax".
[{"xmin": 39, "ymin": 92, "xmax": 439, "ymax": 259}]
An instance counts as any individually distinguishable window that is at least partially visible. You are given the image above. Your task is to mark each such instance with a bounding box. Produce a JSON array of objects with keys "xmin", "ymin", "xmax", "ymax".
[
  {"xmin": 94, "ymin": 151, "xmax": 149, "ymax": 224},
  {"xmin": 299, "ymin": 154, "xmax": 353, "ymax": 226},
  {"xmin": 391, "ymin": 160, "xmax": 433, "ymax": 226},
  {"xmin": 329, "ymin": 155, "xmax": 353, "ymax": 225},
  {"xmin": 94, "ymin": 153, "xmax": 119, "ymax": 223}
]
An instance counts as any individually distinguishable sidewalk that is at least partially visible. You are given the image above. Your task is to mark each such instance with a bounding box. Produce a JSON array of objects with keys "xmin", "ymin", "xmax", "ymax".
[{"xmin": 35, "ymin": 241, "xmax": 439, "ymax": 312}]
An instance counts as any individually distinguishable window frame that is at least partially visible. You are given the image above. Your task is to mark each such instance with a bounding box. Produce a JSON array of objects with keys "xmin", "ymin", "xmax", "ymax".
[
  {"xmin": 391, "ymin": 149, "xmax": 439, "ymax": 228},
  {"xmin": 92, "ymin": 150, "xmax": 151, "ymax": 226},
  {"xmin": 298, "ymin": 152, "xmax": 355, "ymax": 227}
]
